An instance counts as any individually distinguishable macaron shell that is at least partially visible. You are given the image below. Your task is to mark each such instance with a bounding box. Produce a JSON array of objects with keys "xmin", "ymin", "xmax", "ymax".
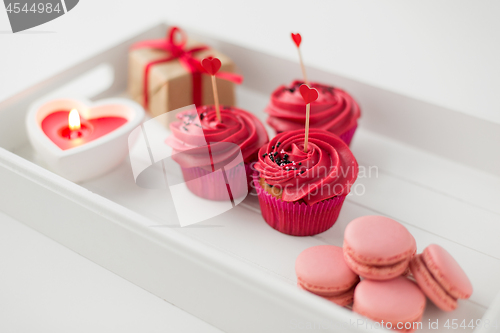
[
  {"xmin": 299, "ymin": 276, "xmax": 360, "ymax": 297},
  {"xmin": 298, "ymin": 283, "xmax": 356, "ymax": 307},
  {"xmin": 403, "ymin": 235, "xmax": 416, "ymax": 277},
  {"xmin": 423, "ymin": 244, "xmax": 473, "ymax": 299},
  {"xmin": 344, "ymin": 251, "xmax": 410, "ymax": 280},
  {"xmin": 392, "ymin": 316, "xmax": 423, "ymax": 333},
  {"xmin": 399, "ymin": 316, "xmax": 423, "ymax": 333},
  {"xmin": 402, "ymin": 265, "xmax": 411, "ymax": 277},
  {"xmin": 296, "ymin": 245, "xmax": 359, "ymax": 296},
  {"xmin": 344, "ymin": 216, "xmax": 415, "ymax": 265},
  {"xmin": 409, "ymin": 254, "xmax": 457, "ymax": 311},
  {"xmin": 353, "ymin": 277, "xmax": 426, "ymax": 326},
  {"xmin": 324, "ymin": 284, "xmax": 356, "ymax": 306}
]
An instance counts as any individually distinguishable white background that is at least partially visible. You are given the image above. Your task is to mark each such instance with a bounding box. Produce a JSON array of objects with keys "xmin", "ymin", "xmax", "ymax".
[{"xmin": 1, "ymin": 0, "xmax": 499, "ymax": 124}]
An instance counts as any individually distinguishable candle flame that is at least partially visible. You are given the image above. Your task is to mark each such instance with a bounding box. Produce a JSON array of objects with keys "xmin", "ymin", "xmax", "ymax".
[{"xmin": 68, "ymin": 109, "xmax": 81, "ymax": 131}]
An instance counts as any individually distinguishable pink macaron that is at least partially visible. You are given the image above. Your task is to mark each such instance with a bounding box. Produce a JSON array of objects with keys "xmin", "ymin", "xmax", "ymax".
[
  {"xmin": 296, "ymin": 245, "xmax": 360, "ymax": 306},
  {"xmin": 343, "ymin": 216, "xmax": 416, "ymax": 280},
  {"xmin": 409, "ymin": 244, "xmax": 473, "ymax": 311},
  {"xmin": 297, "ymin": 282, "xmax": 357, "ymax": 307},
  {"xmin": 353, "ymin": 277, "xmax": 426, "ymax": 333}
]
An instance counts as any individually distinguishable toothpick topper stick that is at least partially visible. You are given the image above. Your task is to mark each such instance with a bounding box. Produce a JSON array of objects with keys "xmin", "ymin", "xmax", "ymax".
[
  {"xmin": 291, "ymin": 33, "xmax": 309, "ymax": 86},
  {"xmin": 299, "ymin": 84, "xmax": 319, "ymax": 152},
  {"xmin": 201, "ymin": 57, "xmax": 223, "ymax": 122}
]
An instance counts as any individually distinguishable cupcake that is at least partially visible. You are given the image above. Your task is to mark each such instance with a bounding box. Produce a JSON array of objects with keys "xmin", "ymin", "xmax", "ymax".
[
  {"xmin": 265, "ymin": 80, "xmax": 360, "ymax": 145},
  {"xmin": 253, "ymin": 129, "xmax": 358, "ymax": 236},
  {"xmin": 166, "ymin": 105, "xmax": 269, "ymax": 201}
]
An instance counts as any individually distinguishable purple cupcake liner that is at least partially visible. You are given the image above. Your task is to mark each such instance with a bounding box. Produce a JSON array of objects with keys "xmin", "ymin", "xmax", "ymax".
[
  {"xmin": 252, "ymin": 174, "xmax": 347, "ymax": 236},
  {"xmin": 339, "ymin": 124, "xmax": 358, "ymax": 146},
  {"xmin": 181, "ymin": 162, "xmax": 254, "ymax": 201}
]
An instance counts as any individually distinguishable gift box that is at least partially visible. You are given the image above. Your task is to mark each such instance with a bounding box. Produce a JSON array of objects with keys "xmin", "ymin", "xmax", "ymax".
[{"xmin": 128, "ymin": 27, "xmax": 237, "ymax": 126}]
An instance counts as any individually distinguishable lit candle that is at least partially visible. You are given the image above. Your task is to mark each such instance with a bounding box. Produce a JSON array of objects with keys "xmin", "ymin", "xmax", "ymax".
[
  {"xmin": 41, "ymin": 108, "xmax": 127, "ymax": 150},
  {"xmin": 26, "ymin": 98, "xmax": 145, "ymax": 182},
  {"xmin": 58, "ymin": 109, "xmax": 91, "ymax": 140}
]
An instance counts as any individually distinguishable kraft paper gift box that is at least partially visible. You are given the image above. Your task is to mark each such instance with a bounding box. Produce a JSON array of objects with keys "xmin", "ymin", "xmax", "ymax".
[{"xmin": 128, "ymin": 27, "xmax": 236, "ymax": 126}]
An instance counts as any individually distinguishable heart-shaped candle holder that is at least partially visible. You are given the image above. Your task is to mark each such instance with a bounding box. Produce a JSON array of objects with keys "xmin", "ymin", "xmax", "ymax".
[{"xmin": 26, "ymin": 97, "xmax": 145, "ymax": 182}]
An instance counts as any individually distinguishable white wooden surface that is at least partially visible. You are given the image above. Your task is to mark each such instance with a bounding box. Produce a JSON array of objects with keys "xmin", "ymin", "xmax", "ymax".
[
  {"xmin": 0, "ymin": 210, "xmax": 223, "ymax": 333},
  {"xmin": 1, "ymin": 25, "xmax": 500, "ymax": 333}
]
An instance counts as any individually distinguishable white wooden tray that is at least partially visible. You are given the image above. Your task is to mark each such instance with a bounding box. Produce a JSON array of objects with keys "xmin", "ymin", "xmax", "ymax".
[{"xmin": 1, "ymin": 23, "xmax": 500, "ymax": 333}]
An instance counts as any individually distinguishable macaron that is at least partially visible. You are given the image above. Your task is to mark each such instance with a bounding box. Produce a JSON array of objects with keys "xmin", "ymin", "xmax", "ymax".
[
  {"xmin": 343, "ymin": 216, "xmax": 416, "ymax": 280},
  {"xmin": 297, "ymin": 282, "xmax": 356, "ymax": 307},
  {"xmin": 296, "ymin": 245, "xmax": 360, "ymax": 306},
  {"xmin": 409, "ymin": 244, "xmax": 473, "ymax": 311},
  {"xmin": 353, "ymin": 277, "xmax": 426, "ymax": 333}
]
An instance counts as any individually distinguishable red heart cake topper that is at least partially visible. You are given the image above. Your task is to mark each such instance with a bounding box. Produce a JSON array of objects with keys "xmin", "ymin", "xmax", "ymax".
[
  {"xmin": 291, "ymin": 33, "xmax": 302, "ymax": 48},
  {"xmin": 202, "ymin": 57, "xmax": 222, "ymax": 75},
  {"xmin": 299, "ymin": 84, "xmax": 319, "ymax": 104}
]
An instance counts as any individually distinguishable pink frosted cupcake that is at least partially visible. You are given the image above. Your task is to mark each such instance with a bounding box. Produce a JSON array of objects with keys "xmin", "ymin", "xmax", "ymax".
[
  {"xmin": 253, "ymin": 129, "xmax": 358, "ymax": 236},
  {"xmin": 166, "ymin": 105, "xmax": 269, "ymax": 201},
  {"xmin": 266, "ymin": 80, "xmax": 360, "ymax": 145}
]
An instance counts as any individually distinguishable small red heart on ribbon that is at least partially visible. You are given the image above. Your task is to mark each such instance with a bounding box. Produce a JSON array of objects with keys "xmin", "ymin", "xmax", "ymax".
[
  {"xmin": 299, "ymin": 84, "xmax": 319, "ymax": 104},
  {"xmin": 291, "ymin": 33, "xmax": 302, "ymax": 48},
  {"xmin": 202, "ymin": 57, "xmax": 222, "ymax": 75}
]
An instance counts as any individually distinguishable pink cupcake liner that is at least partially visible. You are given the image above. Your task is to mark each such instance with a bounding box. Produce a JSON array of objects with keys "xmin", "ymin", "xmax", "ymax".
[
  {"xmin": 339, "ymin": 124, "xmax": 358, "ymax": 146},
  {"xmin": 252, "ymin": 174, "xmax": 347, "ymax": 236},
  {"xmin": 181, "ymin": 162, "xmax": 254, "ymax": 201}
]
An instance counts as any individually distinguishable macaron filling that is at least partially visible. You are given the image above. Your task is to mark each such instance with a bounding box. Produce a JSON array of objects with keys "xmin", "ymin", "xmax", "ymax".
[
  {"xmin": 410, "ymin": 254, "xmax": 458, "ymax": 311},
  {"xmin": 422, "ymin": 245, "xmax": 473, "ymax": 300},
  {"xmin": 298, "ymin": 282, "xmax": 358, "ymax": 307},
  {"xmin": 344, "ymin": 251, "xmax": 410, "ymax": 280},
  {"xmin": 297, "ymin": 275, "xmax": 360, "ymax": 297}
]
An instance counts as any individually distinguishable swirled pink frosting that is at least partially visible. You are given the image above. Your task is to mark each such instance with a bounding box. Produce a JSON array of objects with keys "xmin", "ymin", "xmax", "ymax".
[
  {"xmin": 255, "ymin": 129, "xmax": 358, "ymax": 205},
  {"xmin": 266, "ymin": 80, "xmax": 360, "ymax": 135},
  {"xmin": 166, "ymin": 105, "xmax": 269, "ymax": 169}
]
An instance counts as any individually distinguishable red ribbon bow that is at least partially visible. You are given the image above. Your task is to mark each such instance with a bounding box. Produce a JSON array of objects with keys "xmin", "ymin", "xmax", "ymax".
[{"xmin": 131, "ymin": 26, "xmax": 242, "ymax": 110}]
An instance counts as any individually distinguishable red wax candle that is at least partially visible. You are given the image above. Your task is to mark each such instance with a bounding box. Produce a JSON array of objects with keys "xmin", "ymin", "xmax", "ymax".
[{"xmin": 41, "ymin": 110, "xmax": 127, "ymax": 150}]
